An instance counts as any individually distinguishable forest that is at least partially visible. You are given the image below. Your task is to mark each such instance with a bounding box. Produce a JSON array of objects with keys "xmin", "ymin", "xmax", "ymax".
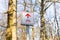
[{"xmin": 0, "ymin": 0, "xmax": 60, "ymax": 40}]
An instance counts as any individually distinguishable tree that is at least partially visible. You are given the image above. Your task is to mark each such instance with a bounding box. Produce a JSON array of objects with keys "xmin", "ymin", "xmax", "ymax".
[
  {"xmin": 40, "ymin": 0, "xmax": 46, "ymax": 40},
  {"xmin": 5, "ymin": 0, "xmax": 17, "ymax": 40}
]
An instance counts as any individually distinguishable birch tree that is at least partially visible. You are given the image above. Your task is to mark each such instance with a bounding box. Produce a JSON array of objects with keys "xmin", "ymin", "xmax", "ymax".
[{"xmin": 6, "ymin": 0, "xmax": 17, "ymax": 40}]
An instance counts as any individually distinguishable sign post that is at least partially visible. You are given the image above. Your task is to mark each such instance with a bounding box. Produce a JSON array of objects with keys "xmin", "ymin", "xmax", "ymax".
[
  {"xmin": 21, "ymin": 11, "xmax": 34, "ymax": 40},
  {"xmin": 26, "ymin": 25, "xmax": 29, "ymax": 34}
]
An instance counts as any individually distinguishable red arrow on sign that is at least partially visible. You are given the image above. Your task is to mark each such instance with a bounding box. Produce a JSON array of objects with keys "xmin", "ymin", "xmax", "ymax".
[{"xmin": 25, "ymin": 13, "xmax": 31, "ymax": 18}]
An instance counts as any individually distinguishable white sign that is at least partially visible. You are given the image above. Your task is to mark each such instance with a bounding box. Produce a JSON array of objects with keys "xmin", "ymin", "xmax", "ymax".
[{"xmin": 21, "ymin": 11, "xmax": 34, "ymax": 26}]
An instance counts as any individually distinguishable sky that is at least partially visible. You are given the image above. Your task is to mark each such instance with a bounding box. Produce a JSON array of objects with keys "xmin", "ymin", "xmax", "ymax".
[{"xmin": 0, "ymin": 0, "xmax": 8, "ymax": 13}]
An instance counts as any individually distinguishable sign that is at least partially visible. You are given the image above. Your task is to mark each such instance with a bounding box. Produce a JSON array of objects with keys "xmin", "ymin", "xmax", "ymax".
[{"xmin": 21, "ymin": 12, "xmax": 34, "ymax": 26}]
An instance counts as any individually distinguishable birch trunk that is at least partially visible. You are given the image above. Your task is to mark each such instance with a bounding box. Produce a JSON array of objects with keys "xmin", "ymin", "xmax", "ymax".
[{"xmin": 6, "ymin": 0, "xmax": 17, "ymax": 40}]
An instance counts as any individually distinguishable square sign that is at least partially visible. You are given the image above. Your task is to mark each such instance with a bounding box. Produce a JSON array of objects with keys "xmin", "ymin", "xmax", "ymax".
[{"xmin": 21, "ymin": 11, "xmax": 34, "ymax": 26}]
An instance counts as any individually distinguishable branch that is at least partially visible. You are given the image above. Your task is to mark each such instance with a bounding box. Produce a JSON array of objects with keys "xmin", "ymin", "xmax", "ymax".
[{"xmin": 44, "ymin": 3, "xmax": 53, "ymax": 11}]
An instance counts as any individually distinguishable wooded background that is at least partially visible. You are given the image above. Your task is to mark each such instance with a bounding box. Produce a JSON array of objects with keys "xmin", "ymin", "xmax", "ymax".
[{"xmin": 0, "ymin": 0, "xmax": 60, "ymax": 40}]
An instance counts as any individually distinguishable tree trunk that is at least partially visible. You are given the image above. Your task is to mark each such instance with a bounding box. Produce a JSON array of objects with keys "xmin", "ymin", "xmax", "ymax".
[
  {"xmin": 6, "ymin": 0, "xmax": 17, "ymax": 40},
  {"xmin": 40, "ymin": 0, "xmax": 46, "ymax": 40}
]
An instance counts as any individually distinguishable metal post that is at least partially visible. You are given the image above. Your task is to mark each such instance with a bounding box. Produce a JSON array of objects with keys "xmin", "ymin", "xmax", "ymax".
[
  {"xmin": 26, "ymin": 25, "xmax": 29, "ymax": 34},
  {"xmin": 26, "ymin": 25, "xmax": 30, "ymax": 40}
]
